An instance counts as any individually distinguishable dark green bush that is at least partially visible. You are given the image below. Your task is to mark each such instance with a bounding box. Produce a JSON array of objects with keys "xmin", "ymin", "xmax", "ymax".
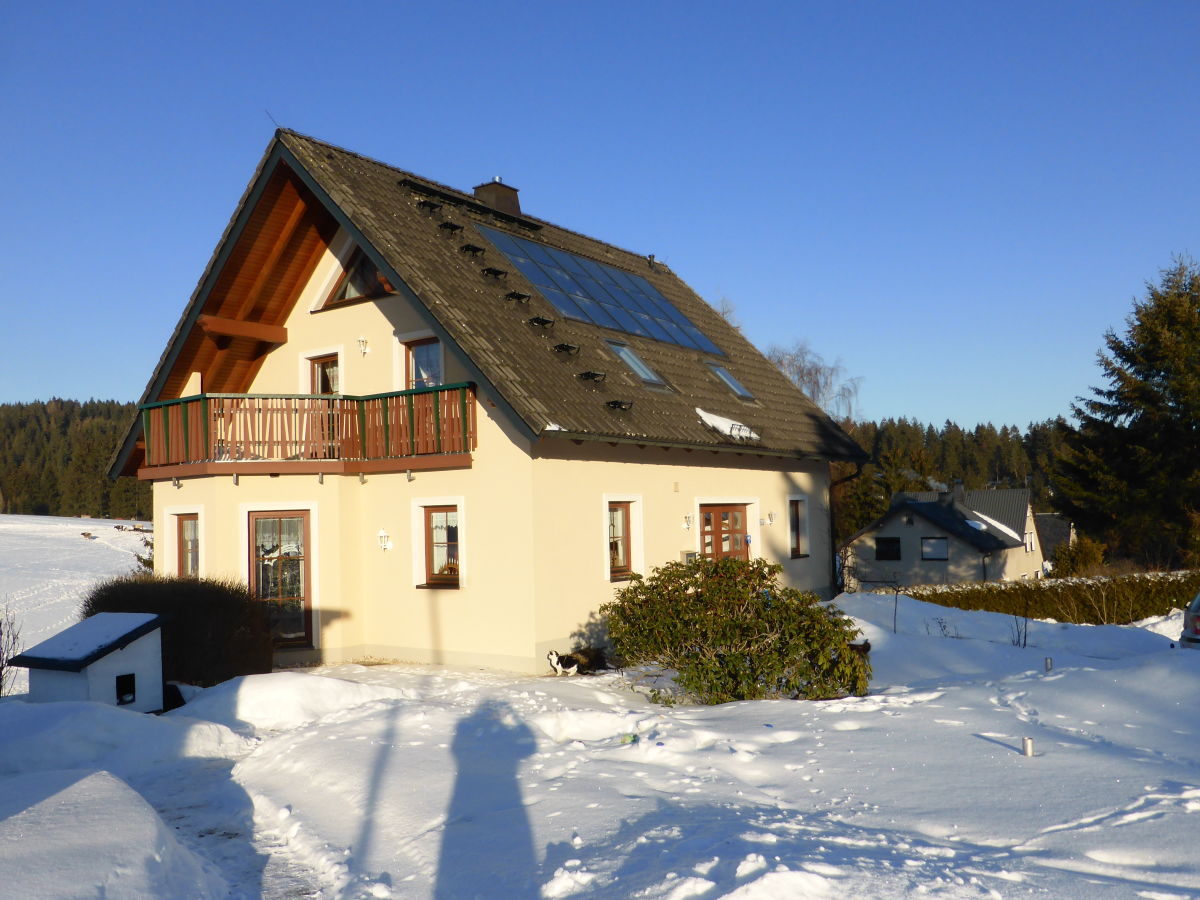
[
  {"xmin": 600, "ymin": 557, "xmax": 869, "ymax": 705},
  {"xmin": 1051, "ymin": 535, "xmax": 1106, "ymax": 577},
  {"xmin": 80, "ymin": 574, "xmax": 273, "ymax": 687},
  {"xmin": 899, "ymin": 570, "xmax": 1200, "ymax": 625}
]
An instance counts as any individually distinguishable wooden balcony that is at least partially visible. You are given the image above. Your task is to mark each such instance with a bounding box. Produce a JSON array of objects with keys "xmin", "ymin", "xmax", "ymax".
[{"xmin": 137, "ymin": 383, "xmax": 476, "ymax": 480}]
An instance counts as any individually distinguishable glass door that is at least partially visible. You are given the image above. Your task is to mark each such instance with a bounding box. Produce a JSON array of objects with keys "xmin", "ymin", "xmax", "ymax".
[
  {"xmin": 250, "ymin": 511, "xmax": 311, "ymax": 646},
  {"xmin": 699, "ymin": 504, "xmax": 749, "ymax": 561}
]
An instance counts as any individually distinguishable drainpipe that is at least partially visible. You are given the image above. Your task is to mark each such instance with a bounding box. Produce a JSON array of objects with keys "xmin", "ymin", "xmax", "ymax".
[{"xmin": 829, "ymin": 461, "xmax": 865, "ymax": 594}]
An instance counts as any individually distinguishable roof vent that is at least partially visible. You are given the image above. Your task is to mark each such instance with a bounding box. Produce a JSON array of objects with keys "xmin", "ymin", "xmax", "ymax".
[
  {"xmin": 505, "ymin": 290, "xmax": 531, "ymax": 303},
  {"xmin": 481, "ymin": 266, "xmax": 508, "ymax": 279},
  {"xmin": 473, "ymin": 177, "xmax": 521, "ymax": 216},
  {"xmin": 527, "ymin": 315, "xmax": 555, "ymax": 329},
  {"xmin": 417, "ymin": 199, "xmax": 443, "ymax": 213},
  {"xmin": 553, "ymin": 343, "xmax": 580, "ymax": 355},
  {"xmin": 578, "ymin": 371, "xmax": 607, "ymax": 382},
  {"xmin": 606, "ymin": 399, "xmax": 634, "ymax": 411},
  {"xmin": 459, "ymin": 243, "xmax": 485, "ymax": 257},
  {"xmin": 438, "ymin": 221, "xmax": 464, "ymax": 235}
]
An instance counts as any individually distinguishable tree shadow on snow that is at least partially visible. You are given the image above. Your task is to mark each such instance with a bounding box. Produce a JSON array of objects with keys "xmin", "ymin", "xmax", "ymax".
[{"xmin": 435, "ymin": 698, "xmax": 539, "ymax": 899}]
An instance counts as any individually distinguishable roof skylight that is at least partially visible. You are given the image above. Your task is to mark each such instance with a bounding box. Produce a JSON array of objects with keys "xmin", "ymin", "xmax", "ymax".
[
  {"xmin": 608, "ymin": 341, "xmax": 666, "ymax": 386},
  {"xmin": 476, "ymin": 224, "xmax": 723, "ymax": 355},
  {"xmin": 708, "ymin": 363, "xmax": 754, "ymax": 400}
]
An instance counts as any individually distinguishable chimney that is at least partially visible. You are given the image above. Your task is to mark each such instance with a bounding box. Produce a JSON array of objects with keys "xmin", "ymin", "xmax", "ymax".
[{"xmin": 473, "ymin": 177, "xmax": 521, "ymax": 216}]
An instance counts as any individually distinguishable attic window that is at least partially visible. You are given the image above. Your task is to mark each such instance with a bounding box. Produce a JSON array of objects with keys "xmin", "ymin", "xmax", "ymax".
[
  {"xmin": 325, "ymin": 248, "xmax": 395, "ymax": 305},
  {"xmin": 607, "ymin": 341, "xmax": 665, "ymax": 386},
  {"xmin": 708, "ymin": 364, "xmax": 754, "ymax": 400}
]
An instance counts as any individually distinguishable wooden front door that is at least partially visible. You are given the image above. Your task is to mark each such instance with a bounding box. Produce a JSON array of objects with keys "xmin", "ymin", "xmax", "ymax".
[{"xmin": 699, "ymin": 504, "xmax": 749, "ymax": 560}]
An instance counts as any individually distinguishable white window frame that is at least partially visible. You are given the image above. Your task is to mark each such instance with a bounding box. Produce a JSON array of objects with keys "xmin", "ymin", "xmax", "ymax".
[
  {"xmin": 411, "ymin": 496, "xmax": 466, "ymax": 588},
  {"xmin": 601, "ymin": 493, "xmax": 644, "ymax": 581}
]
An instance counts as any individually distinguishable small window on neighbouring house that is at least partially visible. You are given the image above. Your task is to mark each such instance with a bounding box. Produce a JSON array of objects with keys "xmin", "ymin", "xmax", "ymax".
[
  {"xmin": 116, "ymin": 673, "xmax": 136, "ymax": 706},
  {"xmin": 875, "ymin": 537, "xmax": 901, "ymax": 561},
  {"xmin": 325, "ymin": 248, "xmax": 394, "ymax": 305},
  {"xmin": 709, "ymin": 363, "xmax": 754, "ymax": 400},
  {"xmin": 789, "ymin": 497, "xmax": 809, "ymax": 558},
  {"xmin": 406, "ymin": 338, "xmax": 443, "ymax": 390},
  {"xmin": 921, "ymin": 537, "xmax": 949, "ymax": 560},
  {"xmin": 608, "ymin": 501, "xmax": 632, "ymax": 580},
  {"xmin": 177, "ymin": 514, "xmax": 199, "ymax": 577},
  {"xmin": 607, "ymin": 341, "xmax": 666, "ymax": 386},
  {"xmin": 424, "ymin": 505, "xmax": 459, "ymax": 587},
  {"xmin": 1025, "ymin": 532, "xmax": 1036, "ymax": 553}
]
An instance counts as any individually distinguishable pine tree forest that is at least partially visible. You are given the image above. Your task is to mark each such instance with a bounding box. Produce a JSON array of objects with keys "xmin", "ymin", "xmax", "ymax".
[
  {"xmin": 0, "ymin": 400, "xmax": 150, "ymax": 520},
  {"xmin": 831, "ymin": 418, "xmax": 1067, "ymax": 546}
]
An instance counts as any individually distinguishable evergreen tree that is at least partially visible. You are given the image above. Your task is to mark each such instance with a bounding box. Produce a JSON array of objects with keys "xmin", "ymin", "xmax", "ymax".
[{"xmin": 1054, "ymin": 260, "xmax": 1200, "ymax": 567}]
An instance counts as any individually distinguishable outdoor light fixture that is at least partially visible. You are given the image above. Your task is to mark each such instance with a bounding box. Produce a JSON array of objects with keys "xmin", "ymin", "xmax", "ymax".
[
  {"xmin": 682, "ymin": 514, "xmax": 693, "ymax": 530},
  {"xmin": 378, "ymin": 529, "xmax": 392, "ymax": 551},
  {"xmin": 358, "ymin": 337, "xmax": 369, "ymax": 355},
  {"xmin": 172, "ymin": 477, "xmax": 181, "ymax": 489},
  {"xmin": 767, "ymin": 512, "xmax": 775, "ymax": 525}
]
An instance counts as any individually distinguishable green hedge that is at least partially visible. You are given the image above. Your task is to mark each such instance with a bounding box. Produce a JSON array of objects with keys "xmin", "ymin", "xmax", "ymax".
[
  {"xmin": 80, "ymin": 574, "xmax": 274, "ymax": 688},
  {"xmin": 894, "ymin": 571, "xmax": 1200, "ymax": 625}
]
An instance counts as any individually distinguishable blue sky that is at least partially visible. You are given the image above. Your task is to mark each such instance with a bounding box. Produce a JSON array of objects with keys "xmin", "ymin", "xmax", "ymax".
[{"xmin": 2, "ymin": 1, "xmax": 1197, "ymax": 427}]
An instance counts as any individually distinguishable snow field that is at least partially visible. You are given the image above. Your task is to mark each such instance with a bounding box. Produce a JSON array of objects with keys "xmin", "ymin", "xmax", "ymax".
[{"xmin": 2, "ymin": 515, "xmax": 1200, "ymax": 897}]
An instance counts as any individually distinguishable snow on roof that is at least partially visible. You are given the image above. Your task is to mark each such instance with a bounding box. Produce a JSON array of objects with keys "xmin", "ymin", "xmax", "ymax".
[
  {"xmin": 695, "ymin": 407, "xmax": 760, "ymax": 441},
  {"xmin": 11, "ymin": 612, "xmax": 161, "ymax": 672},
  {"xmin": 967, "ymin": 509, "xmax": 1022, "ymax": 543}
]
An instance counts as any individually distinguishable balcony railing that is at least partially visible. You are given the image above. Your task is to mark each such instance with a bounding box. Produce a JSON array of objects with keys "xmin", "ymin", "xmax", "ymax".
[{"xmin": 139, "ymin": 383, "xmax": 476, "ymax": 474}]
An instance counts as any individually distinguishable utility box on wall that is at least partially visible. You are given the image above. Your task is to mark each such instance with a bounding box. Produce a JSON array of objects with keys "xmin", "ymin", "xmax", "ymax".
[{"xmin": 11, "ymin": 613, "xmax": 164, "ymax": 713}]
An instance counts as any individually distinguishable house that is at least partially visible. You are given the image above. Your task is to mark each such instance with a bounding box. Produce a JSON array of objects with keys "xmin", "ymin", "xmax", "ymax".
[
  {"xmin": 110, "ymin": 130, "xmax": 866, "ymax": 673},
  {"xmin": 11, "ymin": 613, "xmax": 164, "ymax": 713},
  {"xmin": 843, "ymin": 487, "xmax": 1044, "ymax": 588}
]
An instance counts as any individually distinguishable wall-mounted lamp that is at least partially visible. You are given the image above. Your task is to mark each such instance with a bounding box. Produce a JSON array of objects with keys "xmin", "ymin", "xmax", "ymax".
[
  {"xmin": 317, "ymin": 472, "xmax": 324, "ymax": 485},
  {"xmin": 378, "ymin": 529, "xmax": 392, "ymax": 551},
  {"xmin": 358, "ymin": 336, "xmax": 369, "ymax": 356},
  {"xmin": 406, "ymin": 469, "xmax": 415, "ymax": 482},
  {"xmin": 172, "ymin": 477, "xmax": 181, "ymax": 489},
  {"xmin": 682, "ymin": 514, "xmax": 693, "ymax": 530},
  {"xmin": 232, "ymin": 473, "xmax": 239, "ymax": 486},
  {"xmin": 767, "ymin": 512, "xmax": 775, "ymax": 525},
  {"xmin": 358, "ymin": 472, "xmax": 366, "ymax": 484}
]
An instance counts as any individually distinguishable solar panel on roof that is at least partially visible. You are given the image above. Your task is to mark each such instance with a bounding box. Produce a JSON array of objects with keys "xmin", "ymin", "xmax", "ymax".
[{"xmin": 476, "ymin": 224, "xmax": 724, "ymax": 355}]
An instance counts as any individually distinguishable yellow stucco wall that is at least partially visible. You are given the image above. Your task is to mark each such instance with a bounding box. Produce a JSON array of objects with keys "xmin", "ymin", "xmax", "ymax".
[{"xmin": 154, "ymin": 229, "xmax": 838, "ymax": 674}]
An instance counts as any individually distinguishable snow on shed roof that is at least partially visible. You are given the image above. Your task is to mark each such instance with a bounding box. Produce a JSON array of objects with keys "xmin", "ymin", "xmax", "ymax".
[{"xmin": 11, "ymin": 613, "xmax": 162, "ymax": 672}]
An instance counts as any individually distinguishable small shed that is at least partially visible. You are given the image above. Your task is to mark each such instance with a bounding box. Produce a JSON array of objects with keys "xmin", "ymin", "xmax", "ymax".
[{"xmin": 11, "ymin": 613, "xmax": 164, "ymax": 713}]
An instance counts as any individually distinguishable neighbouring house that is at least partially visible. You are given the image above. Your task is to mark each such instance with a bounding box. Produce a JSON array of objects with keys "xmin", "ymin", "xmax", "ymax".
[
  {"xmin": 1034, "ymin": 512, "xmax": 1075, "ymax": 567},
  {"xmin": 109, "ymin": 130, "xmax": 866, "ymax": 673},
  {"xmin": 11, "ymin": 613, "xmax": 164, "ymax": 713},
  {"xmin": 843, "ymin": 487, "xmax": 1044, "ymax": 589}
]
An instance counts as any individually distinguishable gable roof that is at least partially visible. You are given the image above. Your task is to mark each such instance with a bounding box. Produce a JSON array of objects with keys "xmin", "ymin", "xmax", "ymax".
[
  {"xmin": 901, "ymin": 489, "xmax": 1031, "ymax": 542},
  {"xmin": 846, "ymin": 488, "xmax": 1031, "ymax": 554},
  {"xmin": 112, "ymin": 130, "xmax": 865, "ymax": 475}
]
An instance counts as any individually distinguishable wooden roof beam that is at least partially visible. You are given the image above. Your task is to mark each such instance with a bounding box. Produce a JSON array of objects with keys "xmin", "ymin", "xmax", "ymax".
[{"xmin": 197, "ymin": 314, "xmax": 287, "ymax": 344}]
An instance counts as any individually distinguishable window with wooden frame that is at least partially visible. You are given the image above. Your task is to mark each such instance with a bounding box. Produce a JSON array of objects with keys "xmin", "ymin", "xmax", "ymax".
[
  {"xmin": 423, "ymin": 505, "xmax": 459, "ymax": 587},
  {"xmin": 310, "ymin": 354, "xmax": 340, "ymax": 394},
  {"xmin": 249, "ymin": 511, "xmax": 312, "ymax": 647},
  {"xmin": 405, "ymin": 337, "xmax": 443, "ymax": 390},
  {"xmin": 788, "ymin": 498, "xmax": 809, "ymax": 558},
  {"xmin": 177, "ymin": 513, "xmax": 199, "ymax": 577},
  {"xmin": 324, "ymin": 247, "xmax": 395, "ymax": 306},
  {"xmin": 608, "ymin": 501, "xmax": 633, "ymax": 580}
]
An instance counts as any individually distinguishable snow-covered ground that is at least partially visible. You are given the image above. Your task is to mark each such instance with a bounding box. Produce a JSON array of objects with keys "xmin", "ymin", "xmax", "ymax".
[{"xmin": 2, "ymin": 514, "xmax": 1200, "ymax": 899}]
